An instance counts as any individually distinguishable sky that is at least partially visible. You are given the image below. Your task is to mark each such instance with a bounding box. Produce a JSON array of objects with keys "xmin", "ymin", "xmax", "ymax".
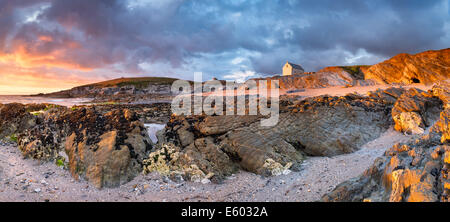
[{"xmin": 0, "ymin": 0, "xmax": 449, "ymax": 94}]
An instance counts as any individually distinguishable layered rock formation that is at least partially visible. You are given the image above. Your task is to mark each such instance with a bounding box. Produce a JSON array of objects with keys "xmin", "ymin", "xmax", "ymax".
[
  {"xmin": 322, "ymin": 82, "xmax": 450, "ymax": 202},
  {"xmin": 365, "ymin": 48, "xmax": 450, "ymax": 85},
  {"xmin": 322, "ymin": 139, "xmax": 448, "ymax": 202},
  {"xmin": 255, "ymin": 68, "xmax": 376, "ymax": 90},
  {"xmin": 143, "ymin": 94, "xmax": 394, "ymax": 181}
]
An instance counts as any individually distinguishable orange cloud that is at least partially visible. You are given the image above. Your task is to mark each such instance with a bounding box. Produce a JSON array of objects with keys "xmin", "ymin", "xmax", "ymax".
[
  {"xmin": 0, "ymin": 61, "xmax": 104, "ymax": 95},
  {"xmin": 0, "ymin": 43, "xmax": 92, "ymax": 72},
  {"xmin": 38, "ymin": 35, "xmax": 53, "ymax": 42},
  {"xmin": 0, "ymin": 33, "xmax": 110, "ymax": 95}
]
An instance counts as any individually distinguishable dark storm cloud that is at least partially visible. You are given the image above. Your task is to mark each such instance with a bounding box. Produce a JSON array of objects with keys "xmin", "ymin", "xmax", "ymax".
[{"xmin": 1, "ymin": 0, "xmax": 448, "ymax": 79}]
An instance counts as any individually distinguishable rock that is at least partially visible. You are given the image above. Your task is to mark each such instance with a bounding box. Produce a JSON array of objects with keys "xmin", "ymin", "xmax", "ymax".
[
  {"xmin": 322, "ymin": 139, "xmax": 449, "ymax": 202},
  {"xmin": 318, "ymin": 66, "xmax": 369, "ymax": 81},
  {"xmin": 245, "ymin": 94, "xmax": 392, "ymax": 157},
  {"xmin": 0, "ymin": 103, "xmax": 37, "ymax": 139},
  {"xmin": 201, "ymin": 178, "xmax": 211, "ymax": 184},
  {"xmin": 18, "ymin": 126, "xmax": 62, "ymax": 161},
  {"xmin": 364, "ymin": 48, "xmax": 450, "ymax": 85},
  {"xmin": 157, "ymin": 93, "xmax": 393, "ymax": 180},
  {"xmin": 432, "ymin": 109, "xmax": 450, "ymax": 143},
  {"xmin": 392, "ymin": 88, "xmax": 442, "ymax": 124},
  {"xmin": 432, "ymin": 80, "xmax": 450, "ymax": 109},
  {"xmin": 176, "ymin": 120, "xmax": 195, "ymax": 147},
  {"xmin": 198, "ymin": 115, "xmax": 262, "ymax": 135},
  {"xmin": 143, "ymin": 141, "xmax": 237, "ymax": 182},
  {"xmin": 261, "ymin": 159, "xmax": 293, "ymax": 176},
  {"xmin": 393, "ymin": 112, "xmax": 425, "ymax": 134},
  {"xmin": 18, "ymin": 107, "xmax": 153, "ymax": 189},
  {"xmin": 254, "ymin": 68, "xmax": 376, "ymax": 90},
  {"xmin": 430, "ymin": 83, "xmax": 450, "ymax": 143},
  {"xmin": 391, "ymin": 88, "xmax": 442, "ymax": 134},
  {"xmin": 445, "ymin": 151, "xmax": 450, "ymax": 164},
  {"xmin": 63, "ymin": 109, "xmax": 152, "ymax": 188},
  {"xmin": 367, "ymin": 87, "xmax": 407, "ymax": 104},
  {"xmin": 92, "ymin": 103, "xmax": 172, "ymax": 124}
]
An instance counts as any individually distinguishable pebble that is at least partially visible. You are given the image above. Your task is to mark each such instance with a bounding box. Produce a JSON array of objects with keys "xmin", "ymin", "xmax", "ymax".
[
  {"xmin": 34, "ymin": 188, "xmax": 41, "ymax": 193},
  {"xmin": 40, "ymin": 180, "xmax": 49, "ymax": 186}
]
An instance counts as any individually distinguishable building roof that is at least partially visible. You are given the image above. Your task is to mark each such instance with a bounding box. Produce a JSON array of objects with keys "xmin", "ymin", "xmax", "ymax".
[{"xmin": 286, "ymin": 62, "xmax": 305, "ymax": 71}]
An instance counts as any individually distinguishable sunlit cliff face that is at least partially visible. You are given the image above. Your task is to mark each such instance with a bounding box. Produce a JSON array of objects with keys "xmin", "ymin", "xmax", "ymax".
[{"xmin": 0, "ymin": 0, "xmax": 448, "ymax": 95}]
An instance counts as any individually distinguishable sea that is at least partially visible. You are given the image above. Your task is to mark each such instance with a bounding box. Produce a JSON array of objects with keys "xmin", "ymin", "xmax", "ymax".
[{"xmin": 0, "ymin": 95, "xmax": 93, "ymax": 107}]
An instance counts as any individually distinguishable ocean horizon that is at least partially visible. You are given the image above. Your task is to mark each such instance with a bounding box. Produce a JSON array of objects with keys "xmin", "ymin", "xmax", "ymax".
[{"xmin": 0, "ymin": 95, "xmax": 92, "ymax": 107}]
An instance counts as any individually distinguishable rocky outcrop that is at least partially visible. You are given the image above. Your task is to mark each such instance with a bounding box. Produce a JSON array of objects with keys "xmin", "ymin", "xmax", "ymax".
[
  {"xmin": 364, "ymin": 48, "xmax": 450, "ymax": 85},
  {"xmin": 143, "ymin": 141, "xmax": 237, "ymax": 183},
  {"xmin": 248, "ymin": 48, "xmax": 448, "ymax": 91},
  {"xmin": 322, "ymin": 136, "xmax": 448, "ymax": 202},
  {"xmin": 393, "ymin": 112, "xmax": 426, "ymax": 134},
  {"xmin": 0, "ymin": 103, "xmax": 39, "ymax": 140},
  {"xmin": 391, "ymin": 88, "xmax": 442, "ymax": 134},
  {"xmin": 87, "ymin": 103, "xmax": 172, "ymax": 124},
  {"xmin": 431, "ymin": 81, "xmax": 450, "ymax": 143},
  {"xmin": 18, "ymin": 107, "xmax": 153, "ymax": 188},
  {"xmin": 367, "ymin": 87, "xmax": 407, "ymax": 104},
  {"xmin": 37, "ymin": 77, "xmax": 179, "ymax": 99},
  {"xmin": 280, "ymin": 95, "xmax": 392, "ymax": 156},
  {"xmin": 255, "ymin": 69, "xmax": 376, "ymax": 90},
  {"xmin": 318, "ymin": 65, "xmax": 371, "ymax": 81},
  {"xmin": 145, "ymin": 94, "xmax": 393, "ymax": 181},
  {"xmin": 322, "ymin": 82, "xmax": 450, "ymax": 202},
  {"xmin": 63, "ymin": 109, "xmax": 152, "ymax": 188},
  {"xmin": 431, "ymin": 80, "xmax": 450, "ymax": 109}
]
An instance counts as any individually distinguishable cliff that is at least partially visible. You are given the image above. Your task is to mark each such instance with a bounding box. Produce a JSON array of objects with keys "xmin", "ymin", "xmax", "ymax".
[
  {"xmin": 364, "ymin": 48, "xmax": 450, "ymax": 85},
  {"xmin": 35, "ymin": 77, "xmax": 180, "ymax": 98}
]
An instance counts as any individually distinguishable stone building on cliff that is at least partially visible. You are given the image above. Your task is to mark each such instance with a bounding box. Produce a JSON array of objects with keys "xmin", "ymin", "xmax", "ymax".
[{"xmin": 283, "ymin": 62, "xmax": 305, "ymax": 76}]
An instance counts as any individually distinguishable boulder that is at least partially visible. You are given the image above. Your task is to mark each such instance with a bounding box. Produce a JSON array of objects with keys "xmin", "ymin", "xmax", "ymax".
[
  {"xmin": 393, "ymin": 112, "xmax": 425, "ymax": 134},
  {"xmin": 142, "ymin": 142, "xmax": 234, "ymax": 182},
  {"xmin": 430, "ymin": 82, "xmax": 450, "ymax": 143},
  {"xmin": 432, "ymin": 80, "xmax": 450, "ymax": 109},
  {"xmin": 432, "ymin": 109, "xmax": 450, "ymax": 143},
  {"xmin": 0, "ymin": 103, "xmax": 37, "ymax": 139},
  {"xmin": 18, "ymin": 107, "xmax": 153, "ymax": 188},
  {"xmin": 367, "ymin": 87, "xmax": 406, "ymax": 104},
  {"xmin": 65, "ymin": 130, "xmax": 144, "ymax": 188},
  {"xmin": 391, "ymin": 88, "xmax": 442, "ymax": 134}
]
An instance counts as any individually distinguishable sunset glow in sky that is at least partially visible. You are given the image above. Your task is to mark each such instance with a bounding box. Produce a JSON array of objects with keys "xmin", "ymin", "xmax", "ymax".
[{"xmin": 0, "ymin": 0, "xmax": 449, "ymax": 95}]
